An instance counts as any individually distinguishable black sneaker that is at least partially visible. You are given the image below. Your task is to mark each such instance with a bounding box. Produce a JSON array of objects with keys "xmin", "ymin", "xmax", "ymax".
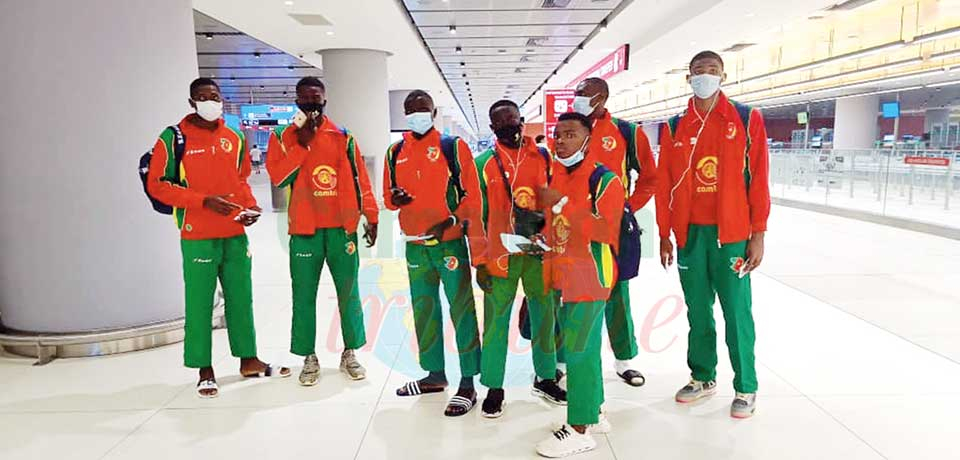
[
  {"xmin": 482, "ymin": 389, "xmax": 504, "ymax": 419},
  {"xmin": 532, "ymin": 377, "xmax": 568, "ymax": 406}
]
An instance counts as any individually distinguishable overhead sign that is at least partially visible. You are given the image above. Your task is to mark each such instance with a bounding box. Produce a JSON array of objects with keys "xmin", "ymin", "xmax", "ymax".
[
  {"xmin": 240, "ymin": 104, "xmax": 297, "ymax": 126},
  {"xmin": 566, "ymin": 44, "xmax": 630, "ymax": 88},
  {"xmin": 543, "ymin": 89, "xmax": 576, "ymax": 139},
  {"xmin": 904, "ymin": 157, "xmax": 950, "ymax": 167},
  {"xmin": 882, "ymin": 101, "xmax": 900, "ymax": 119},
  {"xmin": 797, "ymin": 111, "xmax": 809, "ymax": 125}
]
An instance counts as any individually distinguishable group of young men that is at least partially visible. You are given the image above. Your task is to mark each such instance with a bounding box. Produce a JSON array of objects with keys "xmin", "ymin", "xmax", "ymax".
[{"xmin": 146, "ymin": 49, "xmax": 769, "ymax": 458}]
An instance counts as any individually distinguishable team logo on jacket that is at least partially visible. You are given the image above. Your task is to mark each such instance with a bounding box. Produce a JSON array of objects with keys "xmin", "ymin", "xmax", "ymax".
[
  {"xmin": 695, "ymin": 155, "xmax": 718, "ymax": 192},
  {"xmin": 513, "ymin": 186, "xmax": 535, "ymax": 209},
  {"xmin": 553, "ymin": 214, "xmax": 570, "ymax": 254},
  {"xmin": 730, "ymin": 257, "xmax": 746, "ymax": 274},
  {"xmin": 427, "ymin": 146, "xmax": 441, "ymax": 162},
  {"xmin": 601, "ymin": 136, "xmax": 617, "ymax": 152},
  {"xmin": 345, "ymin": 241, "xmax": 356, "ymax": 255},
  {"xmin": 220, "ymin": 138, "xmax": 233, "ymax": 152},
  {"xmin": 311, "ymin": 165, "xmax": 338, "ymax": 196},
  {"xmin": 443, "ymin": 256, "xmax": 459, "ymax": 271},
  {"xmin": 725, "ymin": 122, "xmax": 737, "ymax": 140}
]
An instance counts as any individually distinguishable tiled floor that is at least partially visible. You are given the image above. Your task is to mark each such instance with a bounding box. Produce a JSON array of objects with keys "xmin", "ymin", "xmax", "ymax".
[{"xmin": 2, "ymin": 188, "xmax": 959, "ymax": 459}]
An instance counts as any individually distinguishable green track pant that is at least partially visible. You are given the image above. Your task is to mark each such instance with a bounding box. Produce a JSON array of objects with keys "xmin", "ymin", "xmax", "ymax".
[
  {"xmin": 289, "ymin": 229, "xmax": 366, "ymax": 356},
  {"xmin": 605, "ymin": 280, "xmax": 639, "ymax": 360},
  {"xmin": 562, "ymin": 300, "xmax": 605, "ymax": 426},
  {"xmin": 181, "ymin": 235, "xmax": 257, "ymax": 368},
  {"xmin": 406, "ymin": 239, "xmax": 481, "ymax": 376},
  {"xmin": 480, "ymin": 255, "xmax": 556, "ymax": 389},
  {"xmin": 677, "ymin": 224, "xmax": 757, "ymax": 393}
]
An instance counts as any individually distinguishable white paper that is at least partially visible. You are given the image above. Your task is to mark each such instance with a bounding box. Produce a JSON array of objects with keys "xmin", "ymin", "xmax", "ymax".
[
  {"xmin": 403, "ymin": 234, "xmax": 434, "ymax": 242},
  {"xmin": 500, "ymin": 234, "xmax": 551, "ymax": 254}
]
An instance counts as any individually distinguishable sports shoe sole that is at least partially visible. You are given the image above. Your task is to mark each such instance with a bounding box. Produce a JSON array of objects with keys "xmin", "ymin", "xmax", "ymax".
[
  {"xmin": 675, "ymin": 387, "xmax": 717, "ymax": 404},
  {"xmin": 532, "ymin": 388, "xmax": 568, "ymax": 406},
  {"xmin": 340, "ymin": 366, "xmax": 366, "ymax": 381},
  {"xmin": 299, "ymin": 373, "xmax": 320, "ymax": 387},
  {"xmin": 731, "ymin": 407, "xmax": 756, "ymax": 419},
  {"xmin": 536, "ymin": 443, "xmax": 597, "ymax": 458},
  {"xmin": 481, "ymin": 408, "xmax": 503, "ymax": 419}
]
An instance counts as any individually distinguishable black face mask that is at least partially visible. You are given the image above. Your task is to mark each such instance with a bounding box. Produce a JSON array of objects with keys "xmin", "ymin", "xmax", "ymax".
[
  {"xmin": 298, "ymin": 102, "xmax": 325, "ymax": 118},
  {"xmin": 494, "ymin": 124, "xmax": 523, "ymax": 148}
]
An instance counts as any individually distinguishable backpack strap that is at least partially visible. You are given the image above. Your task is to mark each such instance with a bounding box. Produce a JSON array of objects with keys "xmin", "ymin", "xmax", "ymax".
[
  {"xmin": 386, "ymin": 139, "xmax": 405, "ymax": 190},
  {"xmin": 168, "ymin": 125, "xmax": 186, "ymax": 183},
  {"xmin": 729, "ymin": 99, "xmax": 754, "ymax": 189},
  {"xmin": 588, "ymin": 163, "xmax": 613, "ymax": 216},
  {"xmin": 666, "ymin": 112, "xmax": 685, "ymax": 141},
  {"xmin": 341, "ymin": 127, "xmax": 363, "ymax": 212},
  {"xmin": 536, "ymin": 146, "xmax": 552, "ymax": 183},
  {"xmin": 439, "ymin": 135, "xmax": 466, "ymax": 209}
]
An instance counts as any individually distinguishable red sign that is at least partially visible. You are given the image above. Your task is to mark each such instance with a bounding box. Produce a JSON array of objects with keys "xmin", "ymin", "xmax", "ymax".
[
  {"xmin": 567, "ymin": 44, "xmax": 630, "ymax": 88},
  {"xmin": 904, "ymin": 157, "xmax": 950, "ymax": 166},
  {"xmin": 544, "ymin": 89, "xmax": 577, "ymax": 140}
]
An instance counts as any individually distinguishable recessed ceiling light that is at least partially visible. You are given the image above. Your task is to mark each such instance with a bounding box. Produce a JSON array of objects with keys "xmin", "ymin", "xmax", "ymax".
[
  {"xmin": 231, "ymin": 76, "xmax": 236, "ymax": 81},
  {"xmin": 254, "ymin": 52, "xmax": 261, "ymax": 59},
  {"xmin": 209, "ymin": 74, "xmax": 215, "ymax": 78},
  {"xmin": 288, "ymin": 66, "xmax": 294, "ymax": 71},
  {"xmin": 600, "ymin": 20, "xmax": 607, "ymax": 32},
  {"xmin": 284, "ymin": 1, "xmax": 294, "ymax": 5},
  {"xmin": 259, "ymin": 85, "xmax": 265, "ymax": 89},
  {"xmin": 326, "ymin": 31, "xmax": 334, "ymax": 36},
  {"xmin": 456, "ymin": 46, "xmax": 462, "ymax": 54},
  {"xmin": 460, "ymin": 62, "xmax": 465, "ymax": 67},
  {"xmin": 449, "ymin": 25, "xmax": 457, "ymax": 35},
  {"xmin": 526, "ymin": 49, "xmax": 535, "ymax": 53},
  {"xmin": 204, "ymin": 33, "xmax": 213, "ymax": 40}
]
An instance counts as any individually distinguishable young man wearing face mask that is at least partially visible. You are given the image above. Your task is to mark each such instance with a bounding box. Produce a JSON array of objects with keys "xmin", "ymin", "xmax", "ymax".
[
  {"xmin": 571, "ymin": 77, "xmax": 656, "ymax": 387},
  {"xmin": 147, "ymin": 78, "xmax": 291, "ymax": 398},
  {"xmin": 383, "ymin": 89, "xmax": 484, "ymax": 417},
  {"xmin": 656, "ymin": 51, "xmax": 770, "ymax": 418},
  {"xmin": 474, "ymin": 100, "xmax": 566, "ymax": 418},
  {"xmin": 536, "ymin": 111, "xmax": 624, "ymax": 458},
  {"xmin": 266, "ymin": 76, "xmax": 379, "ymax": 386}
]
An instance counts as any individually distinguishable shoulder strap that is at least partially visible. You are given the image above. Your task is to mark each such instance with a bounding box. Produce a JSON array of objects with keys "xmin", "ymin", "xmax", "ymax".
[
  {"xmin": 341, "ymin": 128, "xmax": 363, "ymax": 212},
  {"xmin": 667, "ymin": 113, "xmax": 683, "ymax": 140},
  {"xmin": 588, "ymin": 163, "xmax": 612, "ymax": 216},
  {"xmin": 489, "ymin": 147, "xmax": 513, "ymax": 199},
  {"xmin": 729, "ymin": 99, "xmax": 754, "ymax": 189},
  {"xmin": 612, "ymin": 117, "xmax": 639, "ymax": 174},
  {"xmin": 169, "ymin": 125, "xmax": 186, "ymax": 182},
  {"xmin": 536, "ymin": 146, "xmax": 552, "ymax": 183},
  {"xmin": 387, "ymin": 139, "xmax": 405, "ymax": 190},
  {"xmin": 439, "ymin": 135, "xmax": 466, "ymax": 203}
]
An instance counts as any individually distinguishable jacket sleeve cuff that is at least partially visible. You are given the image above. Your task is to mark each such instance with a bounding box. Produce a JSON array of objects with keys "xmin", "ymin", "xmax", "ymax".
[
  {"xmin": 188, "ymin": 194, "xmax": 206, "ymax": 211},
  {"xmin": 751, "ymin": 222, "xmax": 767, "ymax": 233}
]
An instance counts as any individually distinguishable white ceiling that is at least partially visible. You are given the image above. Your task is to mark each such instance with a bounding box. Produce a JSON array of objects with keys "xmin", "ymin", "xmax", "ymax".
[
  {"xmin": 194, "ymin": 11, "xmax": 317, "ymax": 109},
  {"xmin": 194, "ymin": 0, "xmax": 477, "ymax": 137},
  {"xmin": 401, "ymin": 0, "xmax": 626, "ymax": 133}
]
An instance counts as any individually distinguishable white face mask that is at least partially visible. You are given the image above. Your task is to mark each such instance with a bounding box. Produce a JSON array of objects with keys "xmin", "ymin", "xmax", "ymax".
[
  {"xmin": 689, "ymin": 74, "xmax": 722, "ymax": 99},
  {"xmin": 572, "ymin": 95, "xmax": 598, "ymax": 116},
  {"xmin": 557, "ymin": 136, "xmax": 589, "ymax": 167},
  {"xmin": 406, "ymin": 112, "xmax": 434, "ymax": 135},
  {"xmin": 194, "ymin": 100, "xmax": 223, "ymax": 121}
]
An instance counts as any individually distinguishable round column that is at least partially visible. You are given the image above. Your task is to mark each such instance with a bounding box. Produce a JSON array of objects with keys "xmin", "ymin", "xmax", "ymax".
[{"xmin": 0, "ymin": 0, "xmax": 198, "ymax": 332}]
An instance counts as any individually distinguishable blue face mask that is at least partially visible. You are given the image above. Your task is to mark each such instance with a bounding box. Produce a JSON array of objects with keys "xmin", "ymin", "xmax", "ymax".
[{"xmin": 406, "ymin": 112, "xmax": 434, "ymax": 135}]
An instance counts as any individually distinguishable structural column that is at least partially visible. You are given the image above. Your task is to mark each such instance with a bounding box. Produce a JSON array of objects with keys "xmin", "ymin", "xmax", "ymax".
[
  {"xmin": 320, "ymin": 49, "xmax": 392, "ymax": 257},
  {"xmin": 0, "ymin": 0, "xmax": 198, "ymax": 332},
  {"xmin": 833, "ymin": 95, "xmax": 879, "ymax": 150}
]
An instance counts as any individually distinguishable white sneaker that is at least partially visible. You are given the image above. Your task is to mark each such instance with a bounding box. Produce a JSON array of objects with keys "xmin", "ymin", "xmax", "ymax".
[
  {"xmin": 675, "ymin": 379, "xmax": 717, "ymax": 403},
  {"xmin": 536, "ymin": 424, "xmax": 597, "ymax": 458},
  {"xmin": 299, "ymin": 354, "xmax": 320, "ymax": 386},
  {"xmin": 731, "ymin": 392, "xmax": 757, "ymax": 419},
  {"xmin": 551, "ymin": 413, "xmax": 612, "ymax": 435}
]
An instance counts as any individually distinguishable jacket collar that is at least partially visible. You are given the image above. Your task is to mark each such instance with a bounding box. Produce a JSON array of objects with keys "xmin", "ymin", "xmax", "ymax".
[{"xmin": 684, "ymin": 91, "xmax": 735, "ymax": 123}]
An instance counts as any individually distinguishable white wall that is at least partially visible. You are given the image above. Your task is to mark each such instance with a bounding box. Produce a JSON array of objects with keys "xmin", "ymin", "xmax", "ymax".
[{"xmin": 0, "ymin": 0, "xmax": 198, "ymax": 331}]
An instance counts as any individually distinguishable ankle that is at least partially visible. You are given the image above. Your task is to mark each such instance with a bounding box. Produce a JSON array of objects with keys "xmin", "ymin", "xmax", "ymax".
[
  {"xmin": 459, "ymin": 376, "xmax": 475, "ymax": 391},
  {"xmin": 487, "ymin": 388, "xmax": 504, "ymax": 399},
  {"xmin": 571, "ymin": 424, "xmax": 587, "ymax": 434}
]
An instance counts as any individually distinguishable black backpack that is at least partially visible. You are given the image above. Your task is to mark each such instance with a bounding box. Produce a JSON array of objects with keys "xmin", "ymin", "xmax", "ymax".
[
  {"xmin": 387, "ymin": 135, "xmax": 466, "ymax": 210},
  {"xmin": 139, "ymin": 125, "xmax": 185, "ymax": 215},
  {"xmin": 589, "ymin": 163, "xmax": 641, "ymax": 281}
]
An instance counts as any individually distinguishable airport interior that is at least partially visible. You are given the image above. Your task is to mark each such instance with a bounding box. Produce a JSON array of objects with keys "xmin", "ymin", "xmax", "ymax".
[{"xmin": 2, "ymin": 0, "xmax": 960, "ymax": 459}]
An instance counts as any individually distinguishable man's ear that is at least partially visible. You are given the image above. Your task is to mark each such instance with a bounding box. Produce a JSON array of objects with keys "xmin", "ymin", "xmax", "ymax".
[
  {"xmin": 432, "ymin": 108, "xmax": 438, "ymax": 119},
  {"xmin": 721, "ymin": 72, "xmax": 728, "ymax": 84},
  {"xmin": 685, "ymin": 74, "xmax": 692, "ymax": 84}
]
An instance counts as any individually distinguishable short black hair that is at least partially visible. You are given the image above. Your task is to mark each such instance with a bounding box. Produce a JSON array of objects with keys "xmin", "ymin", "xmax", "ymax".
[
  {"xmin": 296, "ymin": 77, "xmax": 326, "ymax": 92},
  {"xmin": 488, "ymin": 99, "xmax": 519, "ymax": 119},
  {"xmin": 581, "ymin": 77, "xmax": 609, "ymax": 97},
  {"xmin": 690, "ymin": 51, "xmax": 724, "ymax": 69},
  {"xmin": 557, "ymin": 112, "xmax": 592, "ymax": 131},
  {"xmin": 404, "ymin": 89, "xmax": 433, "ymax": 106},
  {"xmin": 535, "ymin": 135, "xmax": 546, "ymax": 143},
  {"xmin": 190, "ymin": 78, "xmax": 219, "ymax": 98}
]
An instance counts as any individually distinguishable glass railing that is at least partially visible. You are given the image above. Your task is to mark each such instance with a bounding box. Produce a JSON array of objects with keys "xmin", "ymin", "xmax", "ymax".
[{"xmin": 769, "ymin": 148, "xmax": 959, "ymax": 228}]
